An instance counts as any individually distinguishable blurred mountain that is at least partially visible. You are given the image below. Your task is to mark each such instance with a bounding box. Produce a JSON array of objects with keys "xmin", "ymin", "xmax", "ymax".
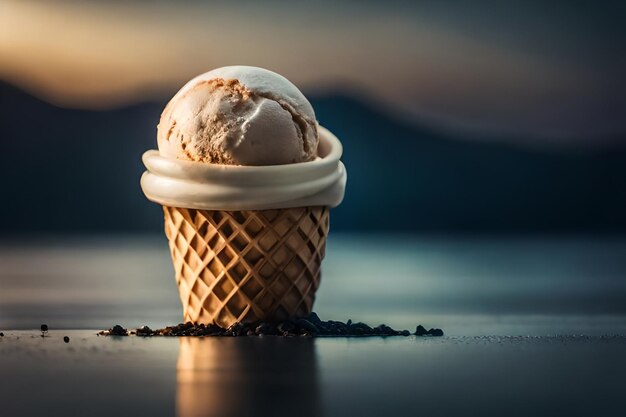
[{"xmin": 1, "ymin": 80, "xmax": 625, "ymax": 235}]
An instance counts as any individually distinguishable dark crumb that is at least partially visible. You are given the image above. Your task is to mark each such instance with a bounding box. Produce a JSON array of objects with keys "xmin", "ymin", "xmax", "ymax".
[
  {"xmin": 428, "ymin": 328, "xmax": 444, "ymax": 337},
  {"xmin": 41, "ymin": 324, "xmax": 48, "ymax": 332},
  {"xmin": 63, "ymin": 336, "xmax": 70, "ymax": 343},
  {"xmin": 414, "ymin": 324, "xmax": 444, "ymax": 337},
  {"xmin": 0, "ymin": 332, "xmax": 4, "ymax": 337},
  {"xmin": 98, "ymin": 313, "xmax": 444, "ymax": 338},
  {"xmin": 415, "ymin": 325, "xmax": 428, "ymax": 336},
  {"xmin": 136, "ymin": 326, "xmax": 153, "ymax": 336},
  {"xmin": 98, "ymin": 325, "xmax": 129, "ymax": 336}
]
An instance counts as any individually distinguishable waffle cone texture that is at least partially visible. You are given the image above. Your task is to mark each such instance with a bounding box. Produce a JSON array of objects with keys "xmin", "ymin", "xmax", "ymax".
[{"xmin": 163, "ymin": 206, "xmax": 329, "ymax": 328}]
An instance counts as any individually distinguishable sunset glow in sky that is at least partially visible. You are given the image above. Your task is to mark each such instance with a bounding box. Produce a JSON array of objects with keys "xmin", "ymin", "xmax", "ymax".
[{"xmin": 1, "ymin": 0, "xmax": 624, "ymax": 141}]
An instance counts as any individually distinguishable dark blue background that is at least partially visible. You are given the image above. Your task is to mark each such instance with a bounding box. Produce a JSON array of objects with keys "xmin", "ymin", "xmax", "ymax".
[{"xmin": 1, "ymin": 81, "xmax": 625, "ymax": 235}]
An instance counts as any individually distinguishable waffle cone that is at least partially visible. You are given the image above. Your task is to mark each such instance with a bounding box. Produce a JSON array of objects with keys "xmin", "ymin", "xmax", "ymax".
[{"xmin": 163, "ymin": 206, "xmax": 329, "ymax": 328}]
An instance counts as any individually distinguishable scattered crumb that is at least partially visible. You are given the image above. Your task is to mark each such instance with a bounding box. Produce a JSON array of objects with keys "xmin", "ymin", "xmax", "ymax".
[
  {"xmin": 97, "ymin": 313, "xmax": 444, "ymax": 338},
  {"xmin": 98, "ymin": 325, "xmax": 128, "ymax": 336},
  {"xmin": 415, "ymin": 324, "xmax": 445, "ymax": 337}
]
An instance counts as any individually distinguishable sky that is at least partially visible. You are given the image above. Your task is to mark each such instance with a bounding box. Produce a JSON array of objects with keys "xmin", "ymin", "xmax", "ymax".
[{"xmin": 0, "ymin": 0, "xmax": 625, "ymax": 143}]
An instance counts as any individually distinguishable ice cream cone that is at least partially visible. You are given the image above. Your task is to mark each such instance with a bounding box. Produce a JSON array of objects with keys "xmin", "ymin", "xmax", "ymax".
[
  {"xmin": 141, "ymin": 67, "xmax": 347, "ymax": 328},
  {"xmin": 163, "ymin": 205, "xmax": 329, "ymax": 328}
]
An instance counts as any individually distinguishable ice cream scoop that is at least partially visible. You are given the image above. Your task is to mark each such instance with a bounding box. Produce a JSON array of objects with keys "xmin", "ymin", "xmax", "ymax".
[{"xmin": 157, "ymin": 66, "xmax": 318, "ymax": 166}]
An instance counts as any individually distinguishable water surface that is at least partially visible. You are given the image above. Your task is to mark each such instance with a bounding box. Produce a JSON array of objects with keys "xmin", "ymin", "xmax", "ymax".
[
  {"xmin": 1, "ymin": 234, "xmax": 625, "ymax": 334},
  {"xmin": 0, "ymin": 331, "xmax": 624, "ymax": 417},
  {"xmin": 1, "ymin": 235, "xmax": 626, "ymax": 416}
]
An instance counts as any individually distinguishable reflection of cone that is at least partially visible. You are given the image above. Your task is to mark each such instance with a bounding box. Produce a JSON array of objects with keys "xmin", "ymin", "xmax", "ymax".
[
  {"xmin": 177, "ymin": 337, "xmax": 320, "ymax": 417},
  {"xmin": 164, "ymin": 206, "xmax": 329, "ymax": 328}
]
